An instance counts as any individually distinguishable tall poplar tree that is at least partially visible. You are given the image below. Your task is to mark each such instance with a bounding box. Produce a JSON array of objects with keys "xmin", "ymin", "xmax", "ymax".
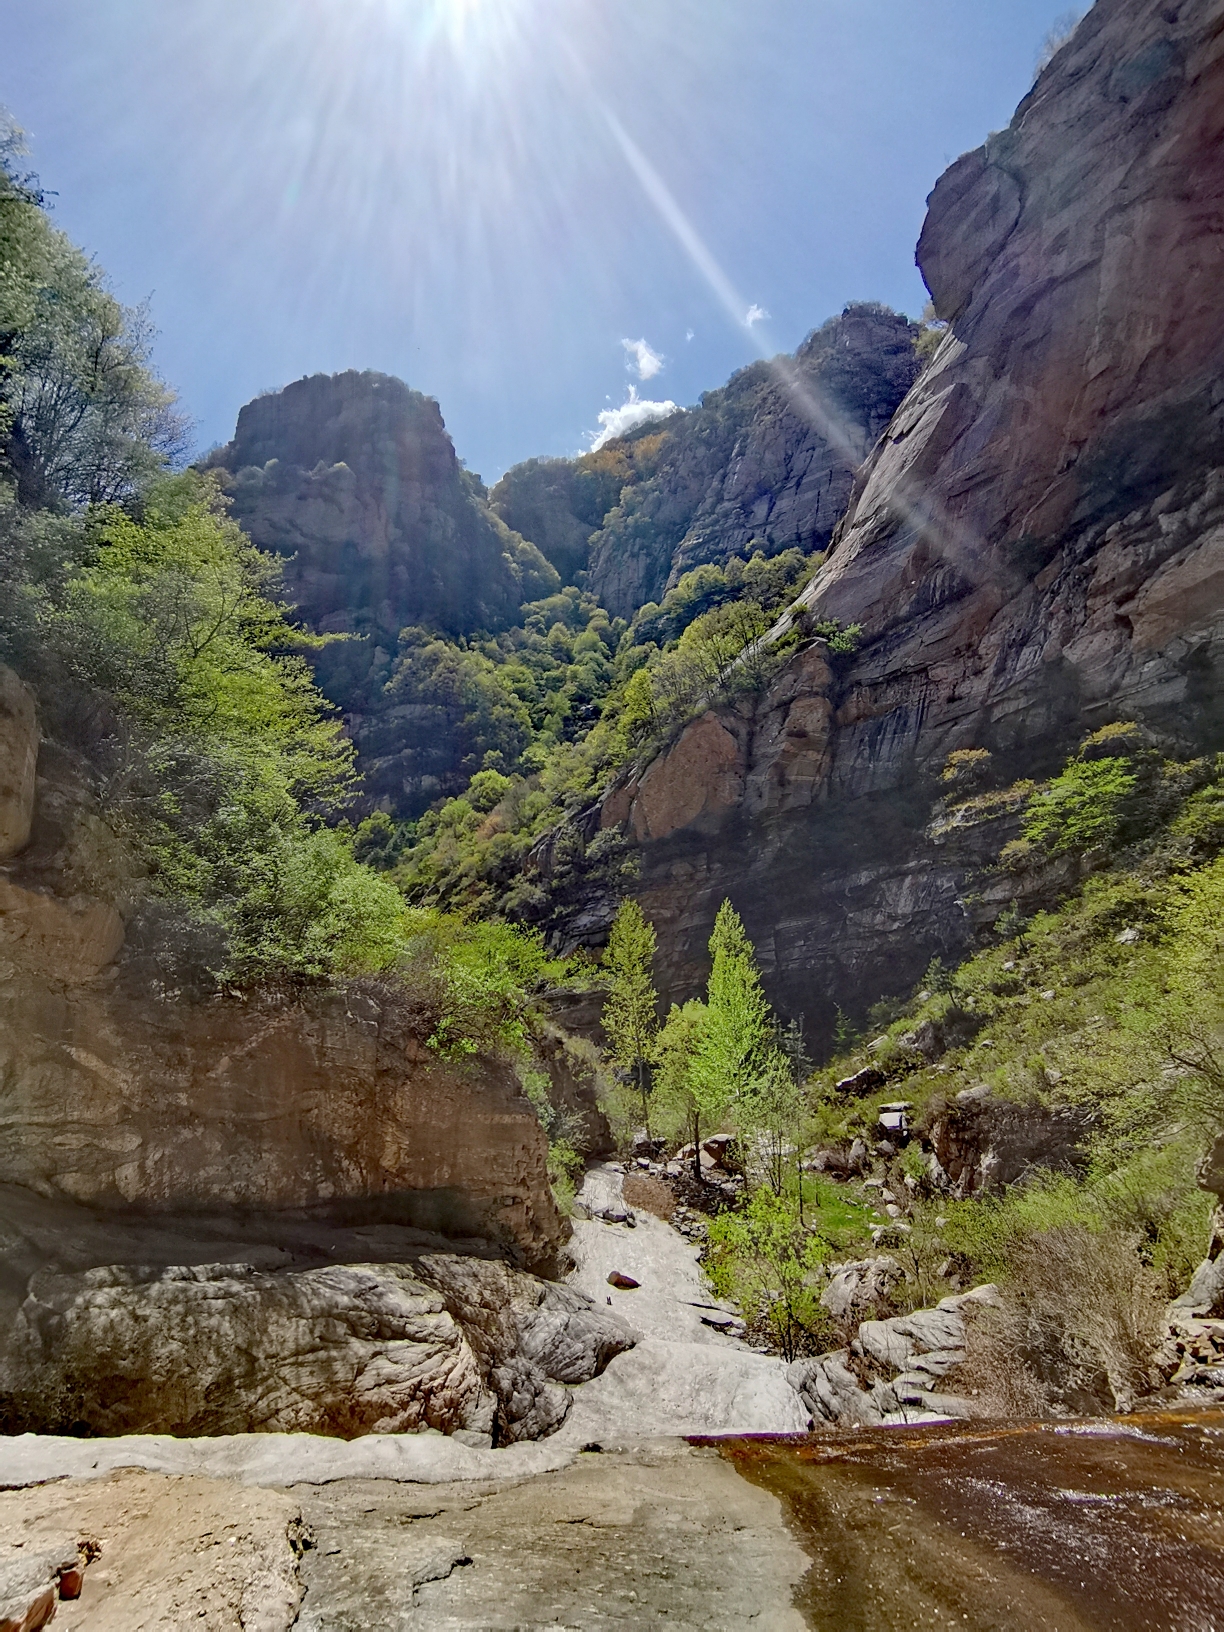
[{"xmin": 603, "ymin": 898, "xmax": 659, "ymax": 1132}]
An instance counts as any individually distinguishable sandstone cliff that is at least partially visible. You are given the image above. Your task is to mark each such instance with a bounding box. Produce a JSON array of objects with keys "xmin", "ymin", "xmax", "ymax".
[
  {"xmin": 0, "ymin": 664, "xmax": 567, "ymax": 1275},
  {"xmin": 593, "ymin": 0, "xmax": 1224, "ymax": 1032}
]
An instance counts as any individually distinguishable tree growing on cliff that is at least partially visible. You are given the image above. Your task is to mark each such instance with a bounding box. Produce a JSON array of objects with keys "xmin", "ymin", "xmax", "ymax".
[{"xmin": 603, "ymin": 898, "xmax": 659, "ymax": 1131}]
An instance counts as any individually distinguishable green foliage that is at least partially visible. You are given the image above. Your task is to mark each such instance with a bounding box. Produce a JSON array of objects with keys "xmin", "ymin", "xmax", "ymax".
[
  {"xmin": 648, "ymin": 999, "xmax": 710, "ymax": 1151},
  {"xmin": 602, "ymin": 899, "xmax": 659, "ymax": 1130},
  {"xmin": 691, "ymin": 900, "xmax": 777, "ymax": 1127},
  {"xmin": 705, "ymin": 1180, "xmax": 875, "ymax": 1358},
  {"xmin": 706, "ymin": 1187, "xmax": 832, "ymax": 1359},
  {"xmin": 1021, "ymin": 756, "xmax": 1139, "ymax": 854},
  {"xmin": 1, "ymin": 130, "xmax": 185, "ymax": 509},
  {"xmin": 519, "ymin": 1066, "xmax": 586, "ymax": 1212}
]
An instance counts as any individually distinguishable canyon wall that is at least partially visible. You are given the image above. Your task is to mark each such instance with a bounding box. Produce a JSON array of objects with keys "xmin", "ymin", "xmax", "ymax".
[
  {"xmin": 583, "ymin": 304, "xmax": 921, "ymax": 618},
  {"xmin": 208, "ymin": 371, "xmax": 557, "ymax": 647},
  {"xmin": 0, "ymin": 667, "xmax": 567, "ymax": 1275},
  {"xmin": 598, "ymin": 0, "xmax": 1224, "ymax": 1033}
]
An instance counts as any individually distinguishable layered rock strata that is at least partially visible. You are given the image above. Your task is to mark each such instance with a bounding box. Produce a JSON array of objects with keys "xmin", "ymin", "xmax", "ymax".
[
  {"xmin": 0, "ymin": 1249, "xmax": 633, "ymax": 1443},
  {"xmin": 590, "ymin": 0, "xmax": 1224, "ymax": 1027},
  {"xmin": 0, "ymin": 664, "xmax": 567, "ymax": 1275}
]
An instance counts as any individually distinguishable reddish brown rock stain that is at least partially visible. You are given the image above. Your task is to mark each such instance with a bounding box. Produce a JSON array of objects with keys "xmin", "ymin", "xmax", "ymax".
[{"xmin": 710, "ymin": 1410, "xmax": 1224, "ymax": 1631}]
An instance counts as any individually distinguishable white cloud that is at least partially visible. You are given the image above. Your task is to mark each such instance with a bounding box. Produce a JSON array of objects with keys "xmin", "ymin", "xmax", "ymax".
[
  {"xmin": 685, "ymin": 328, "xmax": 694, "ymax": 342},
  {"xmin": 590, "ymin": 386, "xmax": 678, "ymax": 450},
  {"xmin": 621, "ymin": 337, "xmax": 664, "ymax": 381},
  {"xmin": 745, "ymin": 303, "xmax": 770, "ymax": 328}
]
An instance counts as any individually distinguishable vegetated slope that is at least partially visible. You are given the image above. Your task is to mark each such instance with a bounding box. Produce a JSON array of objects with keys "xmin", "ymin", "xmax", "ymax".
[
  {"xmin": 492, "ymin": 302, "xmax": 921, "ymax": 618},
  {"xmin": 204, "ymin": 307, "xmax": 918, "ymax": 825},
  {"xmin": 685, "ymin": 720, "xmax": 1224, "ymax": 1416},
  {"xmin": 551, "ymin": 0, "xmax": 1224, "ymax": 1033}
]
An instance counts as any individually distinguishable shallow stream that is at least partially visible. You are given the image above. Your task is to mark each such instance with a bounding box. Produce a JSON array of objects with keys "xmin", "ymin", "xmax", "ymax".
[{"xmin": 716, "ymin": 1409, "xmax": 1224, "ymax": 1630}]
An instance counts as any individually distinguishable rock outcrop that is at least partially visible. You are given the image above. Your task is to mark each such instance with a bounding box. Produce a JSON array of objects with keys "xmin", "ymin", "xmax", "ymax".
[
  {"xmin": 593, "ymin": 0, "xmax": 1224, "ymax": 1028},
  {"xmin": 583, "ymin": 304, "xmax": 921, "ymax": 617},
  {"xmin": 0, "ymin": 1251, "xmax": 633, "ymax": 1443},
  {"xmin": 208, "ymin": 371, "xmax": 557, "ymax": 646},
  {"xmin": 0, "ymin": 666, "xmax": 568, "ymax": 1278},
  {"xmin": 0, "ymin": 666, "xmax": 605, "ymax": 1449},
  {"xmin": 789, "ymin": 1284, "xmax": 999, "ymax": 1426}
]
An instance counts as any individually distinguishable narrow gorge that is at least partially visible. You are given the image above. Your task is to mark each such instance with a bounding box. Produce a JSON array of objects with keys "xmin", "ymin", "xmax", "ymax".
[{"xmin": 2, "ymin": 0, "xmax": 1224, "ymax": 1627}]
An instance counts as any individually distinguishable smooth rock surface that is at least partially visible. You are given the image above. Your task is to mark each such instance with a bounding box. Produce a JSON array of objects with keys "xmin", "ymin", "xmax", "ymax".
[
  {"xmin": 560, "ymin": 1205, "xmax": 807, "ymax": 1440},
  {"xmin": 0, "ymin": 1469, "xmax": 304, "ymax": 1631},
  {"xmin": 295, "ymin": 1440, "xmax": 810, "ymax": 1630}
]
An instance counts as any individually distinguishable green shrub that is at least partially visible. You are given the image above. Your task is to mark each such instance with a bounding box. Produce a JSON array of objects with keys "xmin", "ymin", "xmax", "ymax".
[{"xmin": 1021, "ymin": 757, "xmax": 1138, "ymax": 854}]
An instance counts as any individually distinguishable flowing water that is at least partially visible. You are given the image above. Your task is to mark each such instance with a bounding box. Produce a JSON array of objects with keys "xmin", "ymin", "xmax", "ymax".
[{"xmin": 714, "ymin": 1409, "xmax": 1224, "ymax": 1631}]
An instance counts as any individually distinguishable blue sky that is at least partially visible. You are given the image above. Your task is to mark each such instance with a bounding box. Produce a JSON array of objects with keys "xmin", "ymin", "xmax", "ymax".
[{"xmin": 2, "ymin": 1, "xmax": 1080, "ymax": 482}]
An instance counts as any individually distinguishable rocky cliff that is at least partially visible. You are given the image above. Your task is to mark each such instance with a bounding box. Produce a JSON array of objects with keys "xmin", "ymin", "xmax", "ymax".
[
  {"xmin": 582, "ymin": 304, "xmax": 921, "ymax": 618},
  {"xmin": 206, "ymin": 371, "xmax": 557, "ymax": 695},
  {"xmin": 0, "ymin": 664, "xmax": 566, "ymax": 1275},
  {"xmin": 594, "ymin": 0, "xmax": 1224, "ymax": 1032}
]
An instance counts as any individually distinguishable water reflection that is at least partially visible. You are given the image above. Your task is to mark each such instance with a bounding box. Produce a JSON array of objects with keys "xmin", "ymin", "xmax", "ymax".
[{"xmin": 709, "ymin": 1409, "xmax": 1224, "ymax": 1631}]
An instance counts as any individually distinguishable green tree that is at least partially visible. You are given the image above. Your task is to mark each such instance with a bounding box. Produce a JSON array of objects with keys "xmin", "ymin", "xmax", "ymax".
[
  {"xmin": 602, "ymin": 898, "xmax": 659, "ymax": 1131},
  {"xmin": 1, "ymin": 127, "xmax": 186, "ymax": 511},
  {"xmin": 683, "ymin": 899, "xmax": 780, "ymax": 1181},
  {"xmin": 651, "ymin": 998, "xmax": 709, "ymax": 1171}
]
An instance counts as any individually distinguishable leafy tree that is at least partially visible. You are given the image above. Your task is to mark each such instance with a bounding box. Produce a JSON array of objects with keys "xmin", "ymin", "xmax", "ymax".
[
  {"xmin": 602, "ymin": 898, "xmax": 659, "ymax": 1130},
  {"xmin": 1022, "ymin": 757, "xmax": 1139, "ymax": 855},
  {"xmin": 651, "ymin": 998, "xmax": 709, "ymax": 1166},
  {"xmin": 0, "ymin": 127, "xmax": 186, "ymax": 510}
]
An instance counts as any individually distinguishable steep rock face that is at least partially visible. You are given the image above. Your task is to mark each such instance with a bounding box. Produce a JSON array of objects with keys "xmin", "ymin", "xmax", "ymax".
[
  {"xmin": 0, "ymin": 969, "xmax": 567, "ymax": 1273},
  {"xmin": 596, "ymin": 0, "xmax": 1224, "ymax": 1028},
  {"xmin": 0, "ymin": 701, "xmax": 567, "ymax": 1274},
  {"xmin": 583, "ymin": 304, "xmax": 921, "ymax": 618},
  {"xmin": 210, "ymin": 371, "xmax": 557, "ymax": 646}
]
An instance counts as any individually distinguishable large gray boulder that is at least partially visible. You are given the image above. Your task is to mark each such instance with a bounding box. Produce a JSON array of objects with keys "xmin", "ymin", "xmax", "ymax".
[
  {"xmin": 790, "ymin": 1285, "xmax": 999, "ymax": 1426},
  {"xmin": 0, "ymin": 1254, "xmax": 635, "ymax": 1447}
]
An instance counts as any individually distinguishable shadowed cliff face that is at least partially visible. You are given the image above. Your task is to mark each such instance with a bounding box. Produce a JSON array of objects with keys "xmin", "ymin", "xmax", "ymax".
[
  {"xmin": 209, "ymin": 369, "xmax": 557, "ymax": 650},
  {"xmin": 584, "ymin": 305, "xmax": 921, "ymax": 619},
  {"xmin": 602, "ymin": 0, "xmax": 1224, "ymax": 1034}
]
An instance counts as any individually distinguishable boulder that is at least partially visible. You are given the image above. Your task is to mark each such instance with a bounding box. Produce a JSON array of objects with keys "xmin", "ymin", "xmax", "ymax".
[
  {"xmin": 0, "ymin": 1251, "xmax": 635, "ymax": 1446},
  {"xmin": 788, "ymin": 1352, "xmax": 884, "ymax": 1428},
  {"xmin": 819, "ymin": 1256, "xmax": 902, "ymax": 1320},
  {"xmin": 795, "ymin": 1283, "xmax": 999, "ymax": 1426},
  {"xmin": 923, "ymin": 1092, "xmax": 1094, "ymax": 1197}
]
